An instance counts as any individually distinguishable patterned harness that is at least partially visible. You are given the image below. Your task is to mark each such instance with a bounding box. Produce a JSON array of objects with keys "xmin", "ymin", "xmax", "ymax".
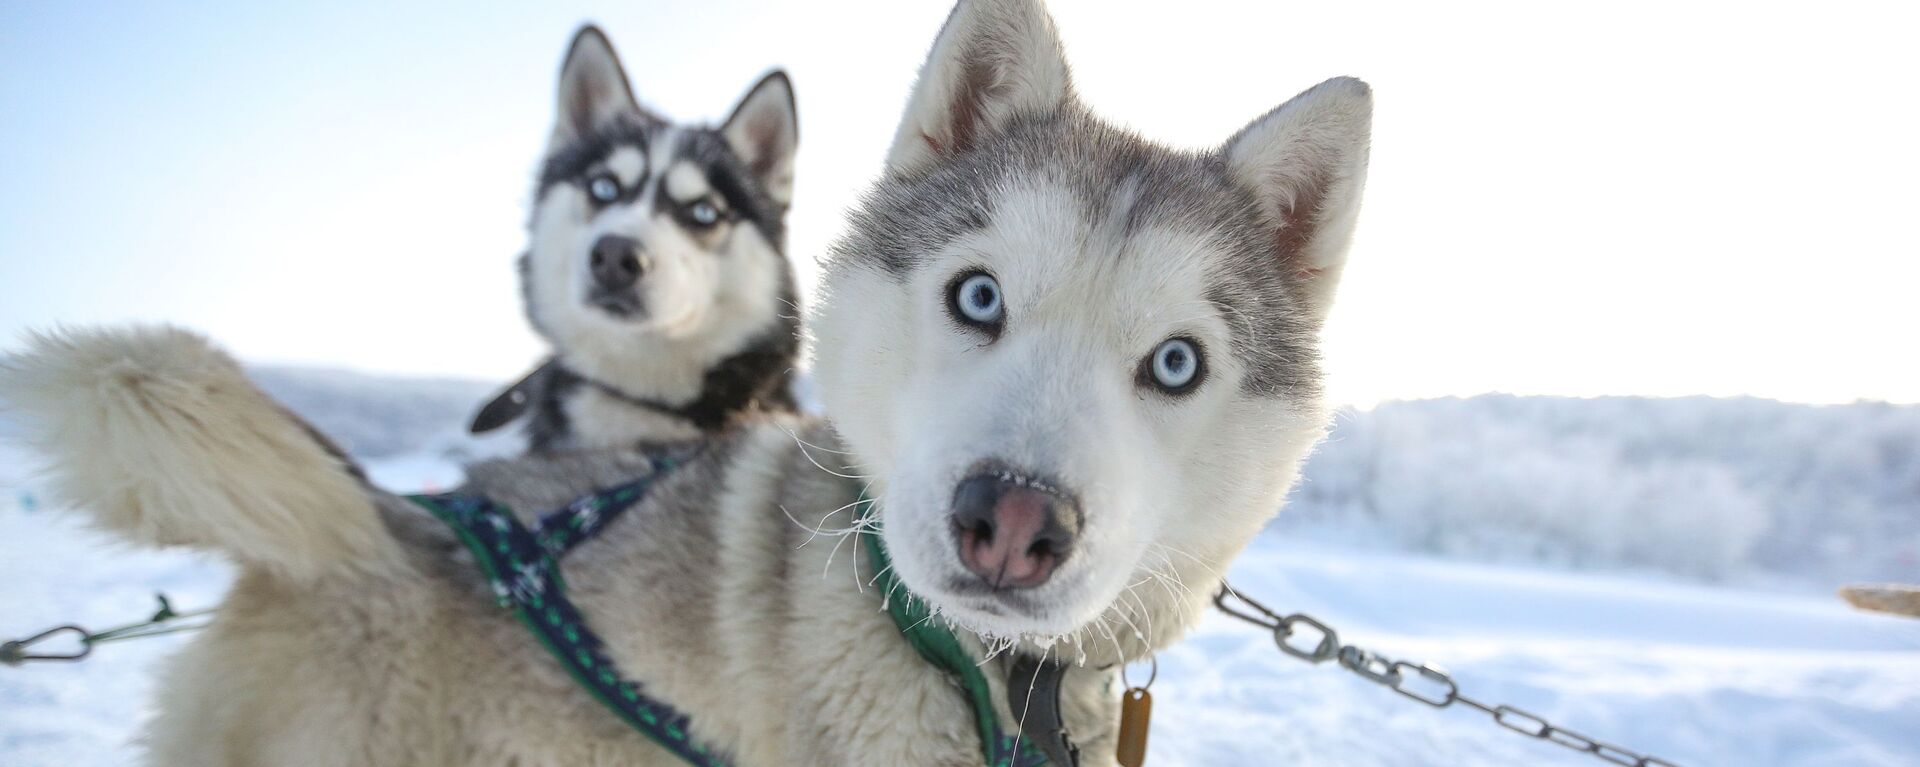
[{"xmin": 409, "ymin": 450, "xmax": 1064, "ymax": 767}]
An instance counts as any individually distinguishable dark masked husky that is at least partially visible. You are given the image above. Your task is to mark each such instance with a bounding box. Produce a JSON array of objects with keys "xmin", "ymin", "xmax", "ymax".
[
  {"xmin": 1, "ymin": 0, "xmax": 1371, "ymax": 763},
  {"xmin": 471, "ymin": 26, "xmax": 802, "ymax": 451}
]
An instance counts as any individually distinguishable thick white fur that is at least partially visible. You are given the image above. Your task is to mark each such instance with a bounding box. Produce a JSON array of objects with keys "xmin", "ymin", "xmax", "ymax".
[
  {"xmin": 0, "ymin": 326, "xmax": 399, "ymax": 582},
  {"xmin": 813, "ymin": 180, "xmax": 1329, "ymax": 652}
]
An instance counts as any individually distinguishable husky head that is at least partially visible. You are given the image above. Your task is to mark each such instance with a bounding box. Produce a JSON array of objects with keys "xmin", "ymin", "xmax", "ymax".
[
  {"xmin": 523, "ymin": 27, "xmax": 799, "ymax": 393},
  {"xmin": 813, "ymin": 0, "xmax": 1370, "ymax": 655}
]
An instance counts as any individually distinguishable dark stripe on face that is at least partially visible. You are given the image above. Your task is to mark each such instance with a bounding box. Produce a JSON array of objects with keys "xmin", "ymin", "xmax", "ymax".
[
  {"xmin": 663, "ymin": 129, "xmax": 786, "ymax": 249},
  {"xmin": 536, "ymin": 113, "xmax": 663, "ymax": 200}
]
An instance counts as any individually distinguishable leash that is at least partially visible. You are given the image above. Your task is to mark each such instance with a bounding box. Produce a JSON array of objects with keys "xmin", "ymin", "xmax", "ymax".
[
  {"xmin": 1213, "ymin": 582, "xmax": 1685, "ymax": 767},
  {"xmin": 2, "ymin": 594, "xmax": 213, "ymax": 667}
]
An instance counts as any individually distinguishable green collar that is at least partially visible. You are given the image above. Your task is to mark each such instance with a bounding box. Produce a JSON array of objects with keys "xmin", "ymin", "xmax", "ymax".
[{"xmin": 857, "ymin": 491, "xmax": 1056, "ymax": 767}]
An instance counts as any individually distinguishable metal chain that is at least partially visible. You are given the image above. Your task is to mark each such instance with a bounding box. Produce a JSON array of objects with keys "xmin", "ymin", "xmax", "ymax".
[
  {"xmin": 1214, "ymin": 582, "xmax": 1683, "ymax": 767},
  {"xmin": 2, "ymin": 594, "xmax": 213, "ymax": 667}
]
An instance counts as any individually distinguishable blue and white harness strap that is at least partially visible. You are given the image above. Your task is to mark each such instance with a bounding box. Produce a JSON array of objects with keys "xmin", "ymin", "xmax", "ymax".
[{"xmin": 407, "ymin": 450, "xmax": 730, "ymax": 767}]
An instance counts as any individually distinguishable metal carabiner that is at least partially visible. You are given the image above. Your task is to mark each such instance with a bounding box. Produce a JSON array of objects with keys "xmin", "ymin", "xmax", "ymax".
[{"xmin": 1, "ymin": 625, "xmax": 93, "ymax": 666}]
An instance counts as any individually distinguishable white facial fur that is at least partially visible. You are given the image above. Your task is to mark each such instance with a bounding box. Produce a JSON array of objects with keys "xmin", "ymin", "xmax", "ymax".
[
  {"xmin": 522, "ymin": 29, "xmax": 799, "ymax": 412},
  {"xmin": 810, "ymin": 0, "xmax": 1369, "ymax": 656},
  {"xmin": 526, "ymin": 140, "xmax": 786, "ymax": 395},
  {"xmin": 815, "ymin": 179, "xmax": 1328, "ymax": 646}
]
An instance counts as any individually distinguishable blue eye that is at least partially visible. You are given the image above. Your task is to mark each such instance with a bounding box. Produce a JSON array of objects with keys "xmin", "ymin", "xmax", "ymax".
[
  {"xmin": 1145, "ymin": 338, "xmax": 1203, "ymax": 393},
  {"xmin": 689, "ymin": 200, "xmax": 720, "ymax": 226},
  {"xmin": 951, "ymin": 272, "xmax": 1004, "ymax": 329},
  {"xmin": 588, "ymin": 175, "xmax": 621, "ymax": 203}
]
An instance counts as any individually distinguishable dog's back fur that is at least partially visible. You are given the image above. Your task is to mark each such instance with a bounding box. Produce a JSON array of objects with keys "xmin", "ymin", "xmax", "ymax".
[{"xmin": 2, "ymin": 326, "xmax": 1110, "ymax": 765}]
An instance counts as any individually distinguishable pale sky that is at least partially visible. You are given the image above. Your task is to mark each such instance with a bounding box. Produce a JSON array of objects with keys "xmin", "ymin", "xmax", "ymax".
[{"xmin": 3, "ymin": 1, "xmax": 1915, "ymax": 405}]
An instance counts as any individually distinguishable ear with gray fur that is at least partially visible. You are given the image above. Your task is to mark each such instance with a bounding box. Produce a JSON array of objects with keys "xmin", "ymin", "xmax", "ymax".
[
  {"xmin": 1224, "ymin": 77, "xmax": 1373, "ymax": 316},
  {"xmin": 553, "ymin": 26, "xmax": 641, "ymax": 145},
  {"xmin": 722, "ymin": 71, "xmax": 799, "ymax": 209},
  {"xmin": 885, "ymin": 0, "xmax": 1074, "ymax": 176}
]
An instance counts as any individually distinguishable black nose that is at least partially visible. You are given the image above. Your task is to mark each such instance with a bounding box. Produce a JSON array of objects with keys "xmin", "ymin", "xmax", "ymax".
[
  {"xmin": 950, "ymin": 470, "xmax": 1081, "ymax": 590},
  {"xmin": 589, "ymin": 235, "xmax": 644, "ymax": 291}
]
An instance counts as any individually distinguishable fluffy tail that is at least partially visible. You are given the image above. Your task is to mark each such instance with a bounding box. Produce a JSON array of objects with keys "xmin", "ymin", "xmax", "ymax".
[{"xmin": 0, "ymin": 325, "xmax": 401, "ymax": 581}]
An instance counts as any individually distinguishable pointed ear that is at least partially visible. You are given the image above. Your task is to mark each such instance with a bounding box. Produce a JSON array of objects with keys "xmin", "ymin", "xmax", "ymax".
[
  {"xmin": 1225, "ymin": 77, "xmax": 1373, "ymax": 316},
  {"xmin": 722, "ymin": 70, "xmax": 799, "ymax": 210},
  {"xmin": 885, "ymin": 0, "xmax": 1073, "ymax": 177},
  {"xmin": 553, "ymin": 26, "xmax": 640, "ymax": 145}
]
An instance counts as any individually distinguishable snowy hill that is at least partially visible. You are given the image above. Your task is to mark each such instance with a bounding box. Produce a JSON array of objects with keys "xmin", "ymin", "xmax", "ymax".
[
  {"xmin": 2, "ymin": 367, "xmax": 1916, "ymax": 766},
  {"xmin": 1285, "ymin": 396, "xmax": 1920, "ymax": 589}
]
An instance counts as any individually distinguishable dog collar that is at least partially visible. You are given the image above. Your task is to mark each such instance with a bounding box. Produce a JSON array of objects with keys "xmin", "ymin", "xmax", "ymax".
[
  {"xmin": 856, "ymin": 491, "xmax": 1076, "ymax": 767},
  {"xmin": 471, "ymin": 344, "xmax": 794, "ymax": 438},
  {"xmin": 471, "ymin": 358, "xmax": 720, "ymax": 434}
]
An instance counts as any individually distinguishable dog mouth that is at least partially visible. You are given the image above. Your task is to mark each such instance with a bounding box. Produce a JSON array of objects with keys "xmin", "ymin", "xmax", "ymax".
[
  {"xmin": 586, "ymin": 290, "xmax": 645, "ymax": 320},
  {"xmin": 583, "ymin": 292, "xmax": 709, "ymax": 340},
  {"xmin": 938, "ymin": 576, "xmax": 1041, "ymax": 615},
  {"xmin": 907, "ymin": 552, "xmax": 1096, "ymax": 637},
  {"xmin": 918, "ymin": 577, "xmax": 1089, "ymax": 640}
]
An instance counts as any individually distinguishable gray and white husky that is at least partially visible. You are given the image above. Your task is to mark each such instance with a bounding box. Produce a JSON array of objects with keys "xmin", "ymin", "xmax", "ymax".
[
  {"xmin": 0, "ymin": 0, "xmax": 1370, "ymax": 763},
  {"xmin": 471, "ymin": 26, "xmax": 802, "ymax": 451}
]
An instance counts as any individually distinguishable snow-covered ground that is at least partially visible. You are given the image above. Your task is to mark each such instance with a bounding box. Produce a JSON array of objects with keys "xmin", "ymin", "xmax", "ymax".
[{"xmin": 2, "ymin": 370, "xmax": 1917, "ymax": 766}]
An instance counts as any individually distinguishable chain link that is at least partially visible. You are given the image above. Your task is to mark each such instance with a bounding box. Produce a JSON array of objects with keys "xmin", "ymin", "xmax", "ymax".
[{"xmin": 1214, "ymin": 583, "xmax": 1684, "ymax": 767}]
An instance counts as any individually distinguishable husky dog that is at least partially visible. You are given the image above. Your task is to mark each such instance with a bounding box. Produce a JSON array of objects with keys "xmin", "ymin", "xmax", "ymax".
[
  {"xmin": 0, "ymin": 0, "xmax": 1369, "ymax": 764},
  {"xmin": 470, "ymin": 26, "xmax": 803, "ymax": 451}
]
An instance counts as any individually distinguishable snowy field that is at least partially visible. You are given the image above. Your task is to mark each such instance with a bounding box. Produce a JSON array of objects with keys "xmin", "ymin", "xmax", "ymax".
[{"xmin": 2, "ymin": 369, "xmax": 1917, "ymax": 766}]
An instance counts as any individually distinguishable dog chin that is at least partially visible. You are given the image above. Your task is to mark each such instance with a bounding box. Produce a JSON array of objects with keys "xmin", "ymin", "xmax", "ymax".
[
  {"xmin": 912, "ymin": 568, "xmax": 1102, "ymax": 642},
  {"xmin": 649, "ymin": 305, "xmax": 706, "ymax": 338},
  {"xmin": 580, "ymin": 299, "xmax": 704, "ymax": 337}
]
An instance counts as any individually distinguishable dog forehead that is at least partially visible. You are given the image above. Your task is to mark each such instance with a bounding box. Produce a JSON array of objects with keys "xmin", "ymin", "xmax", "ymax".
[
  {"xmin": 976, "ymin": 177, "xmax": 1220, "ymax": 313},
  {"xmin": 663, "ymin": 162, "xmax": 711, "ymax": 204},
  {"xmin": 961, "ymin": 157, "xmax": 1318, "ymax": 399},
  {"xmin": 604, "ymin": 147, "xmax": 647, "ymax": 187}
]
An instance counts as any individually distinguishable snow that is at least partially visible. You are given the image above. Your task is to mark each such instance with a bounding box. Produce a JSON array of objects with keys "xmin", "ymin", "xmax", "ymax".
[
  {"xmin": 1286, "ymin": 396, "xmax": 1920, "ymax": 589},
  {"xmin": 3, "ymin": 369, "xmax": 1917, "ymax": 766},
  {"xmin": 1151, "ymin": 544, "xmax": 1920, "ymax": 766}
]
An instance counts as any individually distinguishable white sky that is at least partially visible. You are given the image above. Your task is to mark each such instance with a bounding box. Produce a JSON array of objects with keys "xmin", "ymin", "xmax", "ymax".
[{"xmin": 3, "ymin": 1, "xmax": 1915, "ymax": 405}]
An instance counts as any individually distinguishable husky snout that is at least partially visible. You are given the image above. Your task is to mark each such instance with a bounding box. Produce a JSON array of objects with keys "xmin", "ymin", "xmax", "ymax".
[
  {"xmin": 950, "ymin": 468, "xmax": 1081, "ymax": 589},
  {"xmin": 589, "ymin": 234, "xmax": 647, "ymax": 290},
  {"xmin": 588, "ymin": 234, "xmax": 651, "ymax": 319}
]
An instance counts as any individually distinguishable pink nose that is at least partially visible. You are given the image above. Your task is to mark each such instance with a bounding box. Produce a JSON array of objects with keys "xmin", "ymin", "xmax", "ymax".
[{"xmin": 950, "ymin": 472, "xmax": 1080, "ymax": 590}]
